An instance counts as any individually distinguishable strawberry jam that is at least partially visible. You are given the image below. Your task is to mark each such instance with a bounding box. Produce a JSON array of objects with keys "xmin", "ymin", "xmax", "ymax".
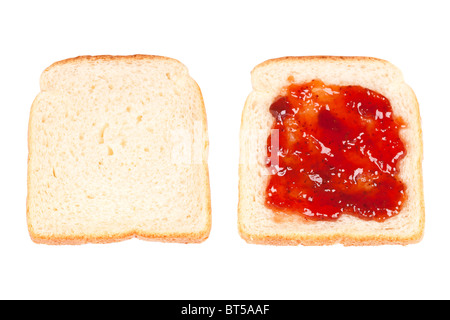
[{"xmin": 265, "ymin": 80, "xmax": 406, "ymax": 221}]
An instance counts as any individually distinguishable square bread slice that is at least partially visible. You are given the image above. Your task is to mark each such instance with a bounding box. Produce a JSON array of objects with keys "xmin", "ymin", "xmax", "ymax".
[
  {"xmin": 238, "ymin": 56, "xmax": 424, "ymax": 246},
  {"xmin": 27, "ymin": 55, "xmax": 211, "ymax": 244}
]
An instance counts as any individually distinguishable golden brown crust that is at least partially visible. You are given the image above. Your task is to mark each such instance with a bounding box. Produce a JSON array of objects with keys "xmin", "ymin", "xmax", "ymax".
[
  {"xmin": 238, "ymin": 226, "xmax": 424, "ymax": 246},
  {"xmin": 191, "ymin": 75, "xmax": 213, "ymax": 242},
  {"xmin": 29, "ymin": 228, "xmax": 210, "ymax": 245},
  {"xmin": 410, "ymin": 85, "xmax": 426, "ymax": 243},
  {"xmin": 253, "ymin": 55, "xmax": 392, "ymax": 72},
  {"xmin": 43, "ymin": 54, "xmax": 184, "ymax": 72}
]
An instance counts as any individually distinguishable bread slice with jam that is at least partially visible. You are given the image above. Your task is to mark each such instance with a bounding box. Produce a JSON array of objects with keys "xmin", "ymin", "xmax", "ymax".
[
  {"xmin": 238, "ymin": 56, "xmax": 424, "ymax": 246},
  {"xmin": 27, "ymin": 55, "xmax": 211, "ymax": 244}
]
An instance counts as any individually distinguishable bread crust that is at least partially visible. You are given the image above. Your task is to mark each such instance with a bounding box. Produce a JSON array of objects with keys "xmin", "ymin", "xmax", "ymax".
[
  {"xmin": 43, "ymin": 54, "xmax": 182, "ymax": 70},
  {"xmin": 238, "ymin": 225, "xmax": 424, "ymax": 246},
  {"xmin": 28, "ymin": 226, "xmax": 210, "ymax": 245},
  {"xmin": 27, "ymin": 55, "xmax": 211, "ymax": 245},
  {"xmin": 238, "ymin": 56, "xmax": 424, "ymax": 246},
  {"xmin": 253, "ymin": 55, "xmax": 391, "ymax": 69}
]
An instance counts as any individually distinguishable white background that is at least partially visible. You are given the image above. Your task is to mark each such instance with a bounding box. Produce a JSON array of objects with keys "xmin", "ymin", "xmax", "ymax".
[{"xmin": 1, "ymin": 0, "xmax": 449, "ymax": 300}]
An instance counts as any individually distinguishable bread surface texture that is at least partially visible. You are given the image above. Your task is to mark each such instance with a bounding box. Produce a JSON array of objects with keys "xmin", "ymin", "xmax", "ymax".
[
  {"xmin": 238, "ymin": 56, "xmax": 424, "ymax": 246},
  {"xmin": 28, "ymin": 55, "xmax": 211, "ymax": 244}
]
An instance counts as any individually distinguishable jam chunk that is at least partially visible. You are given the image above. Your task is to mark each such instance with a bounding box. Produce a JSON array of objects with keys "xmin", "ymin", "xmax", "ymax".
[{"xmin": 265, "ymin": 80, "xmax": 406, "ymax": 221}]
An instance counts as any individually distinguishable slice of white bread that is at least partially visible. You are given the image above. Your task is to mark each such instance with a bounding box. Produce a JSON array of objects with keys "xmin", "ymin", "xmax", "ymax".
[
  {"xmin": 238, "ymin": 56, "xmax": 424, "ymax": 246},
  {"xmin": 27, "ymin": 55, "xmax": 211, "ymax": 244}
]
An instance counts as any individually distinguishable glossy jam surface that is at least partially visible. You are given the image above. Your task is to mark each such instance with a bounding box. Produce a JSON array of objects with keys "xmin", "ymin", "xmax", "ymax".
[{"xmin": 265, "ymin": 80, "xmax": 406, "ymax": 221}]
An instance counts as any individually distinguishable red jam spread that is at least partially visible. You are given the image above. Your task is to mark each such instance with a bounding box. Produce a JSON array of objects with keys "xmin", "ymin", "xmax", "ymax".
[{"xmin": 265, "ymin": 79, "xmax": 406, "ymax": 221}]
